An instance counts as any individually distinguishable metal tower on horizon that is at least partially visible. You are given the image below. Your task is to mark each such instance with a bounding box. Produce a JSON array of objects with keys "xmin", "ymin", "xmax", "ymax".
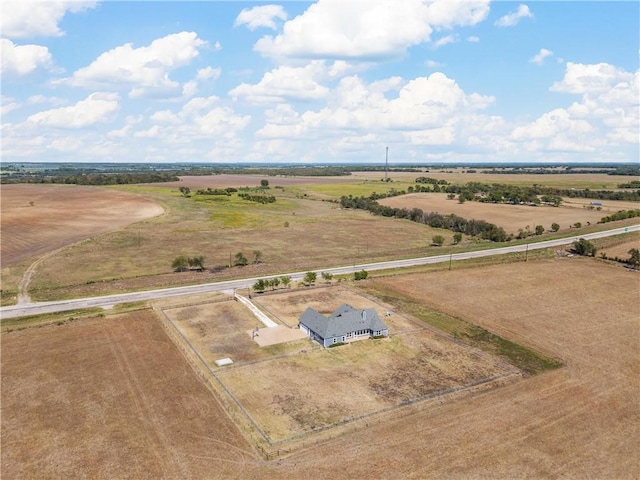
[{"xmin": 384, "ymin": 146, "xmax": 389, "ymax": 181}]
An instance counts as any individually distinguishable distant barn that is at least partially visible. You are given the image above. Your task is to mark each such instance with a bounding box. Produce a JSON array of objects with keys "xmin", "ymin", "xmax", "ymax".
[{"xmin": 298, "ymin": 304, "xmax": 388, "ymax": 347}]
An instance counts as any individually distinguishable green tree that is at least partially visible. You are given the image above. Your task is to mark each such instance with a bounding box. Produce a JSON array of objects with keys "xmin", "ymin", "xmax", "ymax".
[
  {"xmin": 354, "ymin": 269, "xmax": 368, "ymax": 280},
  {"xmin": 541, "ymin": 194, "xmax": 562, "ymax": 207},
  {"xmin": 188, "ymin": 255, "xmax": 205, "ymax": 270},
  {"xmin": 172, "ymin": 256, "xmax": 188, "ymax": 272},
  {"xmin": 280, "ymin": 276, "xmax": 291, "ymax": 288},
  {"xmin": 459, "ymin": 190, "xmax": 474, "ymax": 203},
  {"xmin": 260, "ymin": 179, "xmax": 269, "ymax": 188},
  {"xmin": 628, "ymin": 248, "xmax": 640, "ymax": 269},
  {"xmin": 452, "ymin": 232, "xmax": 463, "ymax": 245},
  {"xmin": 572, "ymin": 238, "xmax": 597, "ymax": 257},
  {"xmin": 535, "ymin": 225, "xmax": 545, "ymax": 236},
  {"xmin": 253, "ymin": 250, "xmax": 263, "ymax": 264},
  {"xmin": 178, "ymin": 186, "xmax": 191, "ymax": 197},
  {"xmin": 551, "ymin": 222, "xmax": 560, "ymax": 232},
  {"xmin": 321, "ymin": 272, "xmax": 333, "ymax": 283},
  {"xmin": 270, "ymin": 277, "xmax": 281, "ymax": 289},
  {"xmin": 432, "ymin": 234, "xmax": 445, "ymax": 246},
  {"xmin": 253, "ymin": 279, "xmax": 266, "ymax": 292},
  {"xmin": 303, "ymin": 271, "xmax": 317, "ymax": 285},
  {"xmin": 234, "ymin": 252, "xmax": 248, "ymax": 266}
]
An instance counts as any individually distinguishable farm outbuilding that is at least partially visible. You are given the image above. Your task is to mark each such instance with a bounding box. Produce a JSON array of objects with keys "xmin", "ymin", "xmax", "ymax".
[{"xmin": 298, "ymin": 304, "xmax": 388, "ymax": 347}]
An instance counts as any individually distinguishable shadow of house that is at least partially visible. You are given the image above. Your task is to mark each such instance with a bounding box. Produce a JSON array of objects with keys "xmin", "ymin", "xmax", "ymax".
[{"xmin": 298, "ymin": 304, "xmax": 388, "ymax": 348}]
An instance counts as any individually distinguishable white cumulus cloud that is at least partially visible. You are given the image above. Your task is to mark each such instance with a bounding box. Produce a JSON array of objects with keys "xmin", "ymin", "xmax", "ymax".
[
  {"xmin": 1, "ymin": 38, "xmax": 53, "ymax": 76},
  {"xmin": 1, "ymin": 0, "xmax": 97, "ymax": 39},
  {"xmin": 234, "ymin": 5, "xmax": 288, "ymax": 30},
  {"xmin": 530, "ymin": 48, "xmax": 553, "ymax": 65},
  {"xmin": 1, "ymin": 95, "xmax": 20, "ymax": 116},
  {"xmin": 256, "ymin": 72, "xmax": 495, "ymax": 146},
  {"xmin": 511, "ymin": 62, "xmax": 639, "ymax": 154},
  {"xmin": 495, "ymin": 4, "xmax": 533, "ymax": 27},
  {"xmin": 26, "ymin": 92, "xmax": 120, "ymax": 128},
  {"xmin": 254, "ymin": 0, "xmax": 489, "ymax": 60},
  {"xmin": 550, "ymin": 62, "xmax": 634, "ymax": 94},
  {"xmin": 512, "ymin": 108, "xmax": 593, "ymax": 140},
  {"xmin": 63, "ymin": 32, "xmax": 207, "ymax": 98},
  {"xmin": 229, "ymin": 61, "xmax": 330, "ymax": 104},
  {"xmin": 135, "ymin": 96, "xmax": 251, "ymax": 147}
]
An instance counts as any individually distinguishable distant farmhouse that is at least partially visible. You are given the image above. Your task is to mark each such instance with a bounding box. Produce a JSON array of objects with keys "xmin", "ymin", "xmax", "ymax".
[{"xmin": 299, "ymin": 304, "xmax": 389, "ymax": 348}]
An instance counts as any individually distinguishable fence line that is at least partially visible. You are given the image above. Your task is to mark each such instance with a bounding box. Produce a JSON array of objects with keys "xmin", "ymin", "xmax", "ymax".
[
  {"xmin": 154, "ymin": 306, "xmax": 273, "ymax": 447},
  {"xmin": 153, "ymin": 297, "xmax": 522, "ymax": 460}
]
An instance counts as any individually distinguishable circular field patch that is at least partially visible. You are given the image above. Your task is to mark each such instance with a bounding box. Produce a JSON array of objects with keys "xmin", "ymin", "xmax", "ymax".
[{"xmin": 1, "ymin": 184, "xmax": 164, "ymax": 266}]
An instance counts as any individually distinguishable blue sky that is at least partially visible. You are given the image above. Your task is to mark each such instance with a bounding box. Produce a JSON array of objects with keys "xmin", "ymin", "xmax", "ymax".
[{"xmin": 1, "ymin": 1, "xmax": 638, "ymax": 164}]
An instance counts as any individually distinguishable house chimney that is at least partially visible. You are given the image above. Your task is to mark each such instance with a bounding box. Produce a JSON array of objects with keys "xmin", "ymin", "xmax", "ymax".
[{"xmin": 362, "ymin": 310, "xmax": 366, "ymax": 320}]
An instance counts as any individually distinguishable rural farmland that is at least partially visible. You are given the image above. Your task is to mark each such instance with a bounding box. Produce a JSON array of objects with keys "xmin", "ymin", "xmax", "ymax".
[
  {"xmin": 1, "ymin": 165, "xmax": 639, "ymax": 479},
  {"xmin": 379, "ymin": 192, "xmax": 639, "ymax": 234},
  {"xmin": 0, "ymin": 184, "xmax": 164, "ymax": 267},
  {"xmin": 2, "ymin": 257, "xmax": 637, "ymax": 479}
]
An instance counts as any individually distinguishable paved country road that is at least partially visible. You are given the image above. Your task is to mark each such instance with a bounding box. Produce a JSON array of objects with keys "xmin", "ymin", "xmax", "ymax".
[{"xmin": 1, "ymin": 225, "xmax": 637, "ymax": 320}]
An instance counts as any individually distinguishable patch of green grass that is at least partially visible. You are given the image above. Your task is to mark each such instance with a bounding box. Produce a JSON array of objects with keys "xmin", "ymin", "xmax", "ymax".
[
  {"xmin": 357, "ymin": 284, "xmax": 562, "ymax": 375},
  {"xmin": 211, "ymin": 211, "xmax": 261, "ymax": 228},
  {"xmin": 453, "ymin": 323, "xmax": 563, "ymax": 375},
  {"xmin": 1, "ymin": 308, "xmax": 105, "ymax": 333},
  {"xmin": 112, "ymin": 301, "xmax": 149, "ymax": 313},
  {"xmin": 191, "ymin": 191, "xmax": 298, "ymax": 228}
]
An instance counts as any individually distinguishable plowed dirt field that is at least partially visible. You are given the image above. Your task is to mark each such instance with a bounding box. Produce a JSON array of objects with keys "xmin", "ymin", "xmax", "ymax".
[{"xmin": 1, "ymin": 184, "xmax": 163, "ymax": 267}]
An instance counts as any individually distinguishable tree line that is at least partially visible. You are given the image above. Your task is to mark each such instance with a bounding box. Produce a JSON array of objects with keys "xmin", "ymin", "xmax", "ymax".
[
  {"xmin": 481, "ymin": 166, "xmax": 640, "ymax": 176},
  {"xmin": 431, "ymin": 180, "xmax": 639, "ymax": 203},
  {"xmin": 598, "ymin": 209, "xmax": 640, "ymax": 224},
  {"xmin": 340, "ymin": 194, "xmax": 509, "ymax": 242},
  {"xmin": 1, "ymin": 172, "xmax": 179, "ymax": 185}
]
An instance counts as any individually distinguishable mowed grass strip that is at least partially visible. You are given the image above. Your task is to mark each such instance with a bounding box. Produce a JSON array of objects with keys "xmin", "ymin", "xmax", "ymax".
[
  {"xmin": 0, "ymin": 308, "xmax": 105, "ymax": 332},
  {"xmin": 356, "ymin": 282, "xmax": 563, "ymax": 375}
]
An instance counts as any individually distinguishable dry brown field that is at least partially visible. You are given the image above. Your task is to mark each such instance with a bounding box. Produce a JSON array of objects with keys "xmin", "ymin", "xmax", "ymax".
[
  {"xmin": 159, "ymin": 174, "xmax": 360, "ymax": 189},
  {"xmin": 15, "ymin": 189, "xmax": 432, "ymax": 302},
  {"xmin": 166, "ymin": 286, "xmax": 514, "ymax": 444},
  {"xmin": 2, "ymin": 258, "xmax": 638, "ymax": 479},
  {"xmin": 3, "ymin": 175, "xmax": 637, "ymax": 304},
  {"xmin": 0, "ymin": 184, "xmax": 163, "ymax": 267},
  {"xmin": 353, "ymin": 170, "xmax": 638, "ymax": 189},
  {"xmin": 599, "ymin": 237, "xmax": 640, "ymax": 260},
  {"xmin": 379, "ymin": 192, "xmax": 638, "ymax": 233},
  {"xmin": 0, "ymin": 310, "xmax": 261, "ymax": 480}
]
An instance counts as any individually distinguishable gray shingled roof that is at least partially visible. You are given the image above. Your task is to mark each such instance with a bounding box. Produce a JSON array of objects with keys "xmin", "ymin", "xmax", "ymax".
[{"xmin": 299, "ymin": 304, "xmax": 387, "ymax": 339}]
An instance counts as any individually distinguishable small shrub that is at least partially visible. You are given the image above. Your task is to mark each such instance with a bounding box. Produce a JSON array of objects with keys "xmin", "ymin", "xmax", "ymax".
[{"xmin": 354, "ymin": 269, "xmax": 368, "ymax": 281}]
